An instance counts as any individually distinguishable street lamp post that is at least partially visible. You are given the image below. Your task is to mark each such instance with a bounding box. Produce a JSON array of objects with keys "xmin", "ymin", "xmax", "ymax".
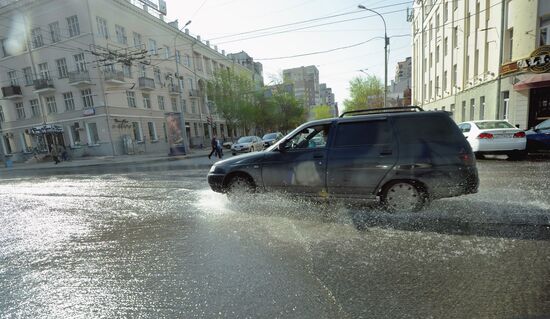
[
  {"xmin": 173, "ymin": 20, "xmax": 192, "ymax": 153},
  {"xmin": 358, "ymin": 4, "xmax": 388, "ymax": 108}
]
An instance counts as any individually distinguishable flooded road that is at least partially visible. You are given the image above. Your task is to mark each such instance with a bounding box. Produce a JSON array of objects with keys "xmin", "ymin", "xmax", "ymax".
[{"xmin": 1, "ymin": 159, "xmax": 549, "ymax": 318}]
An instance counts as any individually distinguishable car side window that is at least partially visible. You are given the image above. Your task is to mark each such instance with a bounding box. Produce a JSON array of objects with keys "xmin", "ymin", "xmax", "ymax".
[
  {"xmin": 334, "ymin": 121, "xmax": 391, "ymax": 147},
  {"xmin": 537, "ymin": 121, "xmax": 550, "ymax": 130},
  {"xmin": 462, "ymin": 123, "xmax": 471, "ymax": 133},
  {"xmin": 287, "ymin": 125, "xmax": 330, "ymax": 150}
]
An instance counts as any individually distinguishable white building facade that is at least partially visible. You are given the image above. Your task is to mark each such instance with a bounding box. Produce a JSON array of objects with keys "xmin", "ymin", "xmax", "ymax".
[
  {"xmin": 411, "ymin": 0, "xmax": 550, "ymax": 128},
  {"xmin": 0, "ymin": 0, "xmax": 252, "ymax": 161}
]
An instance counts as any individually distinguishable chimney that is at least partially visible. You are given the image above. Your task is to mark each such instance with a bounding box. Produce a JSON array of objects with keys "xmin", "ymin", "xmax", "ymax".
[
  {"xmin": 197, "ymin": 35, "xmax": 201, "ymax": 41},
  {"xmin": 206, "ymin": 40, "xmax": 210, "ymax": 47},
  {"xmin": 214, "ymin": 45, "xmax": 218, "ymax": 51},
  {"xmin": 222, "ymin": 50, "xmax": 225, "ymax": 55},
  {"xmin": 185, "ymin": 28, "xmax": 189, "ymax": 34}
]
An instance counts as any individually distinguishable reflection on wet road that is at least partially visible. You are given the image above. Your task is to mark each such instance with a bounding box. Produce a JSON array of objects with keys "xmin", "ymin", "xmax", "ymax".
[{"xmin": 1, "ymin": 160, "xmax": 549, "ymax": 318}]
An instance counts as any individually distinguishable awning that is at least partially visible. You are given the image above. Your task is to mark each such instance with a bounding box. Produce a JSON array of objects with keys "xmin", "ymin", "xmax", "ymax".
[
  {"xmin": 30, "ymin": 124, "xmax": 64, "ymax": 135},
  {"xmin": 513, "ymin": 73, "xmax": 550, "ymax": 91}
]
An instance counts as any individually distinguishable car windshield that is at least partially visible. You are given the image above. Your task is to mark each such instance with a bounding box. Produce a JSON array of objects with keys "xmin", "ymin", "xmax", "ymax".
[
  {"xmin": 237, "ymin": 137, "xmax": 254, "ymax": 143},
  {"xmin": 475, "ymin": 121, "xmax": 515, "ymax": 129},
  {"xmin": 263, "ymin": 133, "xmax": 278, "ymax": 140},
  {"xmin": 1, "ymin": 1, "xmax": 549, "ymax": 318}
]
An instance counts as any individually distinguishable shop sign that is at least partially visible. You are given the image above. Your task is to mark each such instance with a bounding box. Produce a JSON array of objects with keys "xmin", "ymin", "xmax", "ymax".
[
  {"xmin": 83, "ymin": 108, "xmax": 96, "ymax": 116},
  {"xmin": 500, "ymin": 61, "xmax": 519, "ymax": 75},
  {"xmin": 517, "ymin": 45, "xmax": 550, "ymax": 74}
]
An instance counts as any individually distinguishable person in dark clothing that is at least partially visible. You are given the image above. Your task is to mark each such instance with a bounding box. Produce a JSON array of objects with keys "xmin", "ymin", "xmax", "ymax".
[
  {"xmin": 208, "ymin": 135, "xmax": 218, "ymax": 159},
  {"xmin": 50, "ymin": 144, "xmax": 60, "ymax": 164}
]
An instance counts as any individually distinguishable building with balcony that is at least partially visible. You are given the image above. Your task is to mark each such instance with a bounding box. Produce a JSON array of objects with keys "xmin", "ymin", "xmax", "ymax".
[
  {"xmin": 0, "ymin": 0, "xmax": 253, "ymax": 161},
  {"xmin": 388, "ymin": 57, "xmax": 412, "ymax": 107},
  {"xmin": 319, "ymin": 83, "xmax": 337, "ymax": 116},
  {"xmin": 283, "ymin": 65, "xmax": 320, "ymax": 109},
  {"xmin": 411, "ymin": 0, "xmax": 550, "ymax": 129},
  {"xmin": 226, "ymin": 51, "xmax": 264, "ymax": 89}
]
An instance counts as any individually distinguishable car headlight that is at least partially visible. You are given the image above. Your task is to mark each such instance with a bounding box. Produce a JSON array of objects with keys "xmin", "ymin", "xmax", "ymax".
[{"xmin": 209, "ymin": 165, "xmax": 216, "ymax": 173}]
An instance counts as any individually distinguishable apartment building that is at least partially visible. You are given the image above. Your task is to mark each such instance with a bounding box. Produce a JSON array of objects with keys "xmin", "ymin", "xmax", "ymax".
[
  {"xmin": 319, "ymin": 83, "xmax": 337, "ymax": 116},
  {"xmin": 411, "ymin": 0, "xmax": 550, "ymax": 129},
  {"xmin": 283, "ymin": 65, "xmax": 320, "ymax": 108},
  {"xmin": 388, "ymin": 57, "xmax": 412, "ymax": 107},
  {"xmin": 226, "ymin": 51, "xmax": 264, "ymax": 89},
  {"xmin": 0, "ymin": 0, "xmax": 252, "ymax": 161}
]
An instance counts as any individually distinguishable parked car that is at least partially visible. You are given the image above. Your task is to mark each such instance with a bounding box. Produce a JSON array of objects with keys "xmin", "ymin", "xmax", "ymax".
[
  {"xmin": 262, "ymin": 132, "xmax": 284, "ymax": 148},
  {"xmin": 457, "ymin": 120, "xmax": 527, "ymax": 160},
  {"xmin": 231, "ymin": 136, "xmax": 264, "ymax": 155},
  {"xmin": 526, "ymin": 119, "xmax": 550, "ymax": 152},
  {"xmin": 208, "ymin": 107, "xmax": 479, "ymax": 212}
]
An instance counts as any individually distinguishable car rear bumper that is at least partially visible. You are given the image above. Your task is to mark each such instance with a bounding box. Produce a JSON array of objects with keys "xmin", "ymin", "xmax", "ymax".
[
  {"xmin": 424, "ymin": 166, "xmax": 479, "ymax": 199},
  {"xmin": 471, "ymin": 138, "xmax": 526, "ymax": 152},
  {"xmin": 207, "ymin": 173, "xmax": 225, "ymax": 193}
]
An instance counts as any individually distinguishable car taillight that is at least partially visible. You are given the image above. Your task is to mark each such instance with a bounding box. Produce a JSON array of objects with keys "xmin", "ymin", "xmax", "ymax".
[
  {"xmin": 513, "ymin": 131, "xmax": 526, "ymax": 138},
  {"xmin": 459, "ymin": 148, "xmax": 475, "ymax": 166},
  {"xmin": 477, "ymin": 133, "xmax": 493, "ymax": 139}
]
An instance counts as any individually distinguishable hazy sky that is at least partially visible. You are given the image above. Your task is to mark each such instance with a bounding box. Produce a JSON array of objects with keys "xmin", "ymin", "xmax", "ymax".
[{"xmin": 164, "ymin": 0, "xmax": 413, "ymax": 107}]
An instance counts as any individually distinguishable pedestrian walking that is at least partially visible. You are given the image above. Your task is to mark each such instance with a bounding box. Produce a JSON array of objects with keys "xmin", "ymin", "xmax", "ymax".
[
  {"xmin": 61, "ymin": 145, "xmax": 70, "ymax": 161},
  {"xmin": 50, "ymin": 144, "xmax": 60, "ymax": 165},
  {"xmin": 216, "ymin": 138, "xmax": 223, "ymax": 159},
  {"xmin": 208, "ymin": 135, "xmax": 218, "ymax": 159}
]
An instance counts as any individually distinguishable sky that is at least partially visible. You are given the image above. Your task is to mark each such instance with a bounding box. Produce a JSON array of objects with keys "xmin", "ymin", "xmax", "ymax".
[{"xmin": 163, "ymin": 0, "xmax": 413, "ymax": 108}]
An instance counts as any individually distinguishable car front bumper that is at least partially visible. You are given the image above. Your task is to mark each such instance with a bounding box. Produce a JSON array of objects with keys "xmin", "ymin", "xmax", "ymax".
[{"xmin": 207, "ymin": 173, "xmax": 225, "ymax": 193}]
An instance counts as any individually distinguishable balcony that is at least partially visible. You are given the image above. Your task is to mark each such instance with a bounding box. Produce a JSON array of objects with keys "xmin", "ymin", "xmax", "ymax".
[
  {"xmin": 138, "ymin": 77, "xmax": 155, "ymax": 90},
  {"xmin": 33, "ymin": 78, "xmax": 56, "ymax": 94},
  {"xmin": 189, "ymin": 89, "xmax": 200, "ymax": 98},
  {"xmin": 104, "ymin": 70, "xmax": 125, "ymax": 85},
  {"xmin": 68, "ymin": 70, "xmax": 92, "ymax": 86},
  {"xmin": 1, "ymin": 85, "xmax": 23, "ymax": 99},
  {"xmin": 168, "ymin": 84, "xmax": 181, "ymax": 95}
]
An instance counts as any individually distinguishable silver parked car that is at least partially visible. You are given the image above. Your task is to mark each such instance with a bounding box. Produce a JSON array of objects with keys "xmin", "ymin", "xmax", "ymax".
[{"xmin": 231, "ymin": 136, "xmax": 264, "ymax": 155}]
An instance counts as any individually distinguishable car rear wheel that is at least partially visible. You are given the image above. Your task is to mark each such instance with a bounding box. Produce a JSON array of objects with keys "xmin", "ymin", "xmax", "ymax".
[
  {"xmin": 381, "ymin": 181, "xmax": 426, "ymax": 212},
  {"xmin": 507, "ymin": 150, "xmax": 527, "ymax": 161},
  {"xmin": 474, "ymin": 152, "xmax": 485, "ymax": 159}
]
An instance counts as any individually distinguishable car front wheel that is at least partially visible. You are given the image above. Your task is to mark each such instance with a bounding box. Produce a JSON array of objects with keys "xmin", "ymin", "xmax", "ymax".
[
  {"xmin": 381, "ymin": 181, "xmax": 426, "ymax": 212},
  {"xmin": 226, "ymin": 175, "xmax": 255, "ymax": 196}
]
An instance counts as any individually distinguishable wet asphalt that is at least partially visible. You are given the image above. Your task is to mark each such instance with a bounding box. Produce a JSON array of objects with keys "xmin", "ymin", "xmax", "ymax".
[{"xmin": 1, "ymin": 157, "xmax": 549, "ymax": 318}]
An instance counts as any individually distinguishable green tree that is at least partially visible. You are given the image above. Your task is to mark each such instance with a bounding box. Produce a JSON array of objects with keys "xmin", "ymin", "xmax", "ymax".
[
  {"xmin": 311, "ymin": 105, "xmax": 334, "ymax": 120},
  {"xmin": 343, "ymin": 75, "xmax": 383, "ymax": 112},
  {"xmin": 272, "ymin": 91, "xmax": 306, "ymax": 133}
]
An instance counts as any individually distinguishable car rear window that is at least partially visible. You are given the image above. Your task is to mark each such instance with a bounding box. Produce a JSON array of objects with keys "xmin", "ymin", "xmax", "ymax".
[
  {"xmin": 334, "ymin": 120, "xmax": 391, "ymax": 147},
  {"xmin": 393, "ymin": 115, "xmax": 463, "ymax": 144},
  {"xmin": 474, "ymin": 121, "xmax": 515, "ymax": 129}
]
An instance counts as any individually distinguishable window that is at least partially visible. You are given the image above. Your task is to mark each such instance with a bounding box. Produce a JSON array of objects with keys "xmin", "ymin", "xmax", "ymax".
[
  {"xmin": 46, "ymin": 96, "xmax": 57, "ymax": 114},
  {"xmin": 474, "ymin": 49, "xmax": 479, "ymax": 77},
  {"xmin": 450, "ymin": 104, "xmax": 456, "ymax": 117},
  {"xmin": 184, "ymin": 54, "xmax": 190, "ymax": 67},
  {"xmin": 429, "ymin": 80, "xmax": 433, "ymax": 98},
  {"xmin": 1, "ymin": 38, "xmax": 8, "ymax": 57},
  {"xmin": 154, "ymin": 67, "xmax": 161, "ymax": 84},
  {"xmin": 139, "ymin": 63, "xmax": 146, "ymax": 77},
  {"xmin": 507, "ymin": 28, "xmax": 513, "ymax": 61},
  {"xmin": 148, "ymin": 122, "xmax": 158, "ymax": 141},
  {"xmin": 164, "ymin": 46, "xmax": 170, "ymax": 59},
  {"xmin": 469, "ymin": 98, "xmax": 475, "ymax": 121},
  {"xmin": 30, "ymin": 99, "xmax": 40, "ymax": 117},
  {"xmin": 96, "ymin": 17, "xmax": 109, "ymax": 39},
  {"xmin": 429, "ymin": 52, "xmax": 433, "ymax": 68},
  {"xmin": 452, "ymin": 64, "xmax": 457, "ymax": 88},
  {"xmin": 148, "ymin": 39, "xmax": 157, "ymax": 54},
  {"xmin": 335, "ymin": 121, "xmax": 390, "ymax": 147},
  {"xmin": 453, "ymin": 27, "xmax": 458, "ymax": 48},
  {"xmin": 191, "ymin": 100, "xmax": 197, "ymax": 113},
  {"xmin": 16, "ymin": 102, "xmax": 25, "ymax": 119},
  {"xmin": 81, "ymin": 88, "xmax": 94, "ymax": 108},
  {"xmin": 436, "ymin": 76, "xmax": 440, "ymax": 95},
  {"xmin": 461, "ymin": 101, "xmax": 466, "ymax": 121},
  {"xmin": 70, "ymin": 123, "xmax": 81, "ymax": 144},
  {"xmin": 74, "ymin": 53, "xmax": 87, "ymax": 72},
  {"xmin": 115, "ymin": 25, "xmax": 127, "ymax": 44},
  {"xmin": 8, "ymin": 71, "xmax": 18, "ymax": 86},
  {"xmin": 444, "ymin": 1, "xmax": 449, "ymax": 22},
  {"xmin": 171, "ymin": 97, "xmax": 178, "ymax": 111},
  {"xmin": 123, "ymin": 64, "xmax": 132, "ymax": 78},
  {"xmin": 126, "ymin": 91, "xmax": 136, "ymax": 107},
  {"xmin": 444, "ymin": 37, "xmax": 448, "ymax": 56},
  {"xmin": 23, "ymin": 67, "xmax": 33, "ymax": 85},
  {"xmin": 87, "ymin": 122, "xmax": 99, "ymax": 145},
  {"xmin": 67, "ymin": 15, "xmax": 80, "ymax": 37},
  {"xmin": 429, "ymin": 22, "xmax": 433, "ymax": 41},
  {"xmin": 443, "ymin": 71, "xmax": 448, "ymax": 92},
  {"xmin": 181, "ymin": 98, "xmax": 186, "ymax": 112},
  {"xmin": 38, "ymin": 63, "xmax": 50, "ymax": 79},
  {"xmin": 175, "ymin": 50, "xmax": 180, "ymax": 63},
  {"xmin": 540, "ymin": 18, "xmax": 550, "ymax": 46},
  {"xmin": 133, "ymin": 32, "xmax": 142, "ymax": 47},
  {"xmin": 193, "ymin": 123, "xmax": 199, "ymax": 136},
  {"xmin": 31, "ymin": 28, "xmax": 44, "ymax": 48},
  {"xmin": 287, "ymin": 125, "xmax": 330, "ymax": 149},
  {"xmin": 0, "ymin": 105, "xmax": 4, "ymax": 122},
  {"xmin": 178, "ymin": 78, "xmax": 184, "ymax": 90},
  {"xmin": 56, "ymin": 58, "xmax": 68, "ymax": 78},
  {"xmin": 475, "ymin": 1, "xmax": 480, "ymax": 30},
  {"xmin": 435, "ymin": 45, "xmax": 440, "ymax": 64},
  {"xmin": 188, "ymin": 78, "xmax": 194, "ymax": 90},
  {"xmin": 502, "ymin": 91, "xmax": 510, "ymax": 120},
  {"xmin": 163, "ymin": 123, "xmax": 168, "ymax": 142},
  {"xmin": 479, "ymin": 96, "xmax": 485, "ymax": 120},
  {"xmin": 49, "ymin": 22, "xmax": 61, "ymax": 43},
  {"xmin": 157, "ymin": 95, "xmax": 165, "ymax": 110},
  {"xmin": 132, "ymin": 122, "xmax": 143, "ymax": 142},
  {"xmin": 63, "ymin": 92, "xmax": 75, "ymax": 111},
  {"xmin": 142, "ymin": 93, "xmax": 151, "ymax": 109}
]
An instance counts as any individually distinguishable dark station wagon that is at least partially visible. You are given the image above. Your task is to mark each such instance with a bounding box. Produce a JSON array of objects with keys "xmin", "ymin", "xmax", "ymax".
[{"xmin": 208, "ymin": 107, "xmax": 479, "ymax": 211}]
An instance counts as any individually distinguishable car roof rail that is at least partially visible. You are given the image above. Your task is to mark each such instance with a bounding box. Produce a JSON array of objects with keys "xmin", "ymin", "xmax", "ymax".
[{"xmin": 339, "ymin": 106, "xmax": 425, "ymax": 118}]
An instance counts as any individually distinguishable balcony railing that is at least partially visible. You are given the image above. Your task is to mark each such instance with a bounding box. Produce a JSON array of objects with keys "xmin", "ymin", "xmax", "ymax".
[
  {"xmin": 168, "ymin": 84, "xmax": 181, "ymax": 95},
  {"xmin": 1, "ymin": 85, "xmax": 22, "ymax": 99},
  {"xmin": 33, "ymin": 78, "xmax": 55, "ymax": 92},
  {"xmin": 138, "ymin": 77, "xmax": 155, "ymax": 90},
  {"xmin": 104, "ymin": 70, "xmax": 125, "ymax": 83},
  {"xmin": 68, "ymin": 70, "xmax": 91, "ymax": 85},
  {"xmin": 189, "ymin": 89, "xmax": 200, "ymax": 98}
]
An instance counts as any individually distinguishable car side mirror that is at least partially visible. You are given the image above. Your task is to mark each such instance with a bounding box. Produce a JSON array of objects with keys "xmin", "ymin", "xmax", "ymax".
[{"xmin": 277, "ymin": 143, "xmax": 287, "ymax": 153}]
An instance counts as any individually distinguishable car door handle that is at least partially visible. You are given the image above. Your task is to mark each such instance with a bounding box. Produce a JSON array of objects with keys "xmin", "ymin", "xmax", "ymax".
[{"xmin": 380, "ymin": 149, "xmax": 393, "ymax": 155}]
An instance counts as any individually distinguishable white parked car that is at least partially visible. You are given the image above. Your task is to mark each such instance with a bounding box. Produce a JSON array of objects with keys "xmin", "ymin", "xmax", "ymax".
[
  {"xmin": 231, "ymin": 136, "xmax": 264, "ymax": 155},
  {"xmin": 457, "ymin": 120, "xmax": 527, "ymax": 160}
]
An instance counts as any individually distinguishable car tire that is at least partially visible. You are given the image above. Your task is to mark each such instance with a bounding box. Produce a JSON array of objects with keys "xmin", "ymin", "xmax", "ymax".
[
  {"xmin": 507, "ymin": 150, "xmax": 527, "ymax": 161},
  {"xmin": 232, "ymin": 152, "xmax": 236, "ymax": 156},
  {"xmin": 474, "ymin": 152, "xmax": 485, "ymax": 160},
  {"xmin": 380, "ymin": 181, "xmax": 426, "ymax": 212},
  {"xmin": 226, "ymin": 175, "xmax": 255, "ymax": 196}
]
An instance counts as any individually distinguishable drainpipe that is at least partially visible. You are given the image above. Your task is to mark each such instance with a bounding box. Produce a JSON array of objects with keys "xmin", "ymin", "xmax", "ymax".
[{"xmin": 495, "ymin": 0, "xmax": 506, "ymax": 120}]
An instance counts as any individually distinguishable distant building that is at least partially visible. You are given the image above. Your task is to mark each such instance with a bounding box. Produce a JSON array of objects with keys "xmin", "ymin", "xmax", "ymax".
[
  {"xmin": 320, "ymin": 83, "xmax": 337, "ymax": 116},
  {"xmin": 388, "ymin": 57, "xmax": 412, "ymax": 107},
  {"xmin": 226, "ymin": 51, "xmax": 264, "ymax": 89},
  {"xmin": 283, "ymin": 66, "xmax": 320, "ymax": 108}
]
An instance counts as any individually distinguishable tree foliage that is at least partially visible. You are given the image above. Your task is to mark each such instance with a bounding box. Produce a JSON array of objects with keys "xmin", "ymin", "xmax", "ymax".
[
  {"xmin": 311, "ymin": 105, "xmax": 334, "ymax": 120},
  {"xmin": 343, "ymin": 75, "xmax": 383, "ymax": 112}
]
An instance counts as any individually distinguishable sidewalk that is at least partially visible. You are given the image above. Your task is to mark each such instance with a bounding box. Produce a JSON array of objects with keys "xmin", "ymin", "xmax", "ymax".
[{"xmin": 0, "ymin": 148, "xmax": 215, "ymax": 172}]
